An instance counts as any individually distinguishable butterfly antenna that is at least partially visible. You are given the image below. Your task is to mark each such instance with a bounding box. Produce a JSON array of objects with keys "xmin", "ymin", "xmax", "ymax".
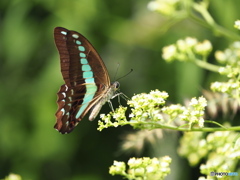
[
  {"xmin": 116, "ymin": 69, "xmax": 133, "ymax": 81},
  {"xmin": 113, "ymin": 63, "xmax": 120, "ymax": 81}
]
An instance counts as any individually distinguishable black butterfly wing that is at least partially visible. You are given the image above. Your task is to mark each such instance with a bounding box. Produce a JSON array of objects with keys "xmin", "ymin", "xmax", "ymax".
[{"xmin": 54, "ymin": 27, "xmax": 111, "ymax": 133}]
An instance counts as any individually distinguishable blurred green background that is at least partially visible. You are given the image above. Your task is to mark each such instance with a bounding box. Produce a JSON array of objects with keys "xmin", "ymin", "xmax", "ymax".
[{"xmin": 0, "ymin": 0, "xmax": 239, "ymax": 179}]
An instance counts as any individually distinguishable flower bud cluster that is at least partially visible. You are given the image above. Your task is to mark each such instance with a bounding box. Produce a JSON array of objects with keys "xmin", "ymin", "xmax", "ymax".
[
  {"xmin": 200, "ymin": 131, "xmax": 240, "ymax": 176},
  {"xmin": 178, "ymin": 130, "xmax": 240, "ymax": 177},
  {"xmin": 162, "ymin": 96, "xmax": 207, "ymax": 128},
  {"xmin": 109, "ymin": 156, "xmax": 171, "ymax": 179},
  {"xmin": 162, "ymin": 37, "xmax": 212, "ymax": 62},
  {"xmin": 148, "ymin": 0, "xmax": 180, "ymax": 16},
  {"xmin": 211, "ymin": 42, "xmax": 240, "ymax": 98},
  {"xmin": 178, "ymin": 132, "xmax": 207, "ymax": 166},
  {"xmin": 128, "ymin": 90, "xmax": 169, "ymax": 123}
]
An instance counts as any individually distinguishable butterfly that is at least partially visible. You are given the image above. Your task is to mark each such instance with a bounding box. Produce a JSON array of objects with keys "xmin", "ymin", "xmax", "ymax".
[{"xmin": 54, "ymin": 27, "xmax": 120, "ymax": 134}]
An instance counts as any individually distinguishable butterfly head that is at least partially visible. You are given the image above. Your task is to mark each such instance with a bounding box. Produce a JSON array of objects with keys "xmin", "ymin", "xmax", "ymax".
[{"xmin": 112, "ymin": 81, "xmax": 120, "ymax": 91}]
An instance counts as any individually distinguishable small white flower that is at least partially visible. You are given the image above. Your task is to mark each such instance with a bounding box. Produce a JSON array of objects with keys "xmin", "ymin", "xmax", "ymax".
[
  {"xmin": 189, "ymin": 97, "xmax": 198, "ymax": 106},
  {"xmin": 162, "ymin": 45, "xmax": 177, "ymax": 61},
  {"xmin": 147, "ymin": 1, "xmax": 161, "ymax": 11},
  {"xmin": 162, "ymin": 156, "xmax": 171, "ymax": 162},
  {"xmin": 152, "ymin": 158, "xmax": 160, "ymax": 165},
  {"xmin": 176, "ymin": 39, "xmax": 187, "ymax": 51},
  {"xmin": 146, "ymin": 166, "xmax": 155, "ymax": 173},
  {"xmin": 211, "ymin": 82, "xmax": 222, "ymax": 89},
  {"xmin": 100, "ymin": 114, "xmax": 105, "ymax": 118},
  {"xmin": 232, "ymin": 41, "xmax": 240, "ymax": 48},
  {"xmin": 129, "ymin": 113, "xmax": 134, "ymax": 118},
  {"xmin": 199, "ymin": 139, "xmax": 206, "ymax": 147},
  {"xmin": 215, "ymin": 50, "xmax": 226, "ymax": 62},
  {"xmin": 113, "ymin": 122, "xmax": 119, "ymax": 127},
  {"xmin": 190, "ymin": 111, "xmax": 198, "ymax": 116},
  {"xmin": 194, "ymin": 40, "xmax": 212, "ymax": 55},
  {"xmin": 113, "ymin": 113, "xmax": 120, "ymax": 119},
  {"xmin": 136, "ymin": 111, "xmax": 143, "ymax": 116},
  {"xmin": 231, "ymin": 82, "xmax": 238, "ymax": 88},
  {"xmin": 6, "ymin": 174, "xmax": 21, "ymax": 180},
  {"xmin": 234, "ymin": 20, "xmax": 240, "ymax": 30},
  {"xmin": 198, "ymin": 97, "xmax": 207, "ymax": 107},
  {"xmin": 218, "ymin": 67, "xmax": 226, "ymax": 74},
  {"xmin": 160, "ymin": 161, "xmax": 169, "ymax": 167},
  {"xmin": 148, "ymin": 0, "xmax": 180, "ymax": 15},
  {"xmin": 160, "ymin": 91, "xmax": 169, "ymax": 98},
  {"xmin": 185, "ymin": 37, "xmax": 197, "ymax": 47},
  {"xmin": 198, "ymin": 118, "xmax": 204, "ymax": 127}
]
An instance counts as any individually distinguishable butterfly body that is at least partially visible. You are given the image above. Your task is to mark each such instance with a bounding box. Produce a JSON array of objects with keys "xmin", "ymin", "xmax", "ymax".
[{"xmin": 54, "ymin": 27, "xmax": 119, "ymax": 134}]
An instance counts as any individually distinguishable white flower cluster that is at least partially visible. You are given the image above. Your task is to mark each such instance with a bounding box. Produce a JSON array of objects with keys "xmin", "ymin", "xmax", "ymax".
[
  {"xmin": 211, "ymin": 80, "xmax": 240, "ymax": 98},
  {"xmin": 178, "ymin": 132, "xmax": 208, "ymax": 166},
  {"xmin": 99, "ymin": 91, "xmax": 207, "ymax": 131},
  {"xmin": 200, "ymin": 131, "xmax": 240, "ymax": 176},
  {"xmin": 211, "ymin": 42, "xmax": 240, "ymax": 98},
  {"xmin": 162, "ymin": 37, "xmax": 212, "ymax": 62},
  {"xmin": 98, "ymin": 106, "xmax": 127, "ymax": 131},
  {"xmin": 148, "ymin": 0, "xmax": 180, "ymax": 15},
  {"xmin": 109, "ymin": 156, "xmax": 171, "ymax": 179},
  {"xmin": 215, "ymin": 41, "xmax": 240, "ymax": 65},
  {"xmin": 128, "ymin": 90, "xmax": 169, "ymax": 122},
  {"xmin": 180, "ymin": 97, "xmax": 207, "ymax": 127},
  {"xmin": 162, "ymin": 97, "xmax": 207, "ymax": 128},
  {"xmin": 179, "ymin": 130, "xmax": 240, "ymax": 177},
  {"xmin": 161, "ymin": 104, "xmax": 186, "ymax": 121}
]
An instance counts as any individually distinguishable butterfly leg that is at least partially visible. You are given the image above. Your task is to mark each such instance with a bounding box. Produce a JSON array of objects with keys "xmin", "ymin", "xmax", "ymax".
[
  {"xmin": 112, "ymin": 92, "xmax": 129, "ymax": 104},
  {"xmin": 107, "ymin": 100, "xmax": 115, "ymax": 112},
  {"xmin": 108, "ymin": 92, "xmax": 129, "ymax": 109}
]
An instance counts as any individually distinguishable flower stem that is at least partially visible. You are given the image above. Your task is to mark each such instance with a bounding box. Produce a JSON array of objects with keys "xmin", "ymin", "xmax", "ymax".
[
  {"xmin": 135, "ymin": 122, "xmax": 240, "ymax": 132},
  {"xmin": 195, "ymin": 59, "xmax": 220, "ymax": 72}
]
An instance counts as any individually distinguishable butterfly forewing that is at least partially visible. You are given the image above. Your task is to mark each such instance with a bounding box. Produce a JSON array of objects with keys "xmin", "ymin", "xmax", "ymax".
[{"xmin": 54, "ymin": 27, "xmax": 113, "ymax": 134}]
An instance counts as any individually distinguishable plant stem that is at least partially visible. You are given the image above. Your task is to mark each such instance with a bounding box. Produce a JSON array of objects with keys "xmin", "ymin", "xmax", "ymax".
[
  {"xmin": 195, "ymin": 59, "xmax": 220, "ymax": 72},
  {"xmin": 190, "ymin": 3, "xmax": 240, "ymax": 40},
  {"xmin": 136, "ymin": 122, "xmax": 240, "ymax": 132}
]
